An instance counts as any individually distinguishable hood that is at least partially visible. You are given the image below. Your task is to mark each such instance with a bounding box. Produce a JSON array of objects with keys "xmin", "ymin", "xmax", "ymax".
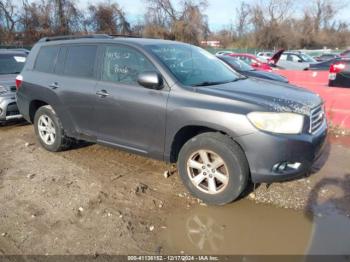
[
  {"xmin": 243, "ymin": 70, "xmax": 288, "ymax": 83},
  {"xmin": 0, "ymin": 74, "xmax": 16, "ymax": 91},
  {"xmin": 195, "ymin": 78, "xmax": 322, "ymax": 115},
  {"xmin": 270, "ymin": 49, "xmax": 285, "ymax": 64}
]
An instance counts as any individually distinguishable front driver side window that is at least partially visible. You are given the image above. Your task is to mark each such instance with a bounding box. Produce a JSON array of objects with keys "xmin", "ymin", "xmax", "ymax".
[{"xmin": 102, "ymin": 45, "xmax": 156, "ymax": 85}]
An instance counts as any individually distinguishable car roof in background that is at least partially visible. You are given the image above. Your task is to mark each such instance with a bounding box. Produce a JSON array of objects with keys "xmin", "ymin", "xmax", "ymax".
[
  {"xmin": 229, "ymin": 53, "xmax": 256, "ymax": 57},
  {"xmin": 0, "ymin": 49, "xmax": 28, "ymax": 55}
]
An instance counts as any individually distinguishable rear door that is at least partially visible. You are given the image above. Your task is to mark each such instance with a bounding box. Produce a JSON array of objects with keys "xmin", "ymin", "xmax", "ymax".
[
  {"xmin": 93, "ymin": 44, "xmax": 169, "ymax": 158},
  {"xmin": 53, "ymin": 45, "xmax": 99, "ymax": 137}
]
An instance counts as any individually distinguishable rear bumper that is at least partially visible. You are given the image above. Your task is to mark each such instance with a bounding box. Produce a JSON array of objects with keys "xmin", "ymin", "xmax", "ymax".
[
  {"xmin": 0, "ymin": 94, "xmax": 22, "ymax": 122},
  {"xmin": 236, "ymin": 120, "xmax": 328, "ymax": 183},
  {"xmin": 329, "ymin": 78, "xmax": 350, "ymax": 88}
]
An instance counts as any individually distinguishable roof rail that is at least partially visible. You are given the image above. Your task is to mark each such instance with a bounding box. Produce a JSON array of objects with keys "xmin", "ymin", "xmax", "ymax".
[
  {"xmin": 109, "ymin": 34, "xmax": 141, "ymax": 38},
  {"xmin": 39, "ymin": 34, "xmax": 113, "ymax": 42}
]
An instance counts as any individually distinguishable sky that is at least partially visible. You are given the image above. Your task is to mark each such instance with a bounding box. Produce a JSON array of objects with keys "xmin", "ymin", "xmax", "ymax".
[{"xmin": 82, "ymin": 0, "xmax": 243, "ymax": 30}]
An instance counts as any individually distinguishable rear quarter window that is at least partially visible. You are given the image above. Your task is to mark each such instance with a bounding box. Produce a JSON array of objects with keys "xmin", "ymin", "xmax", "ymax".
[{"xmin": 34, "ymin": 46, "xmax": 60, "ymax": 73}]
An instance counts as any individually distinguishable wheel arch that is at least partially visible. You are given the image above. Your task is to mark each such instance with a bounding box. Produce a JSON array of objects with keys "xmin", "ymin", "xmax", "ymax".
[
  {"xmin": 29, "ymin": 99, "xmax": 49, "ymax": 123},
  {"xmin": 168, "ymin": 124, "xmax": 244, "ymax": 163}
]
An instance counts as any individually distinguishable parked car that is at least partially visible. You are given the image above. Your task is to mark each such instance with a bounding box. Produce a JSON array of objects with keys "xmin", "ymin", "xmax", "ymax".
[
  {"xmin": 217, "ymin": 55, "xmax": 288, "ymax": 83},
  {"xmin": 0, "ymin": 50, "xmax": 27, "ymax": 124},
  {"xmin": 227, "ymin": 53, "xmax": 272, "ymax": 71},
  {"xmin": 309, "ymin": 57, "xmax": 342, "ymax": 71},
  {"xmin": 17, "ymin": 35, "xmax": 327, "ymax": 205},
  {"xmin": 215, "ymin": 50, "xmax": 234, "ymax": 56},
  {"xmin": 270, "ymin": 50, "xmax": 318, "ymax": 70},
  {"xmin": 256, "ymin": 51, "xmax": 273, "ymax": 62},
  {"xmin": 340, "ymin": 50, "xmax": 350, "ymax": 58},
  {"xmin": 314, "ymin": 53, "xmax": 339, "ymax": 62},
  {"xmin": 329, "ymin": 59, "xmax": 350, "ymax": 87},
  {"xmin": 1, "ymin": 48, "xmax": 31, "ymax": 55}
]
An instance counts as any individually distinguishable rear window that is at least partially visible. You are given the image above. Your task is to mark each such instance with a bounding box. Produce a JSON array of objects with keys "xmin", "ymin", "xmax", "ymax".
[
  {"xmin": 35, "ymin": 46, "xmax": 59, "ymax": 73},
  {"xmin": 0, "ymin": 53, "xmax": 27, "ymax": 75},
  {"xmin": 63, "ymin": 45, "xmax": 97, "ymax": 78}
]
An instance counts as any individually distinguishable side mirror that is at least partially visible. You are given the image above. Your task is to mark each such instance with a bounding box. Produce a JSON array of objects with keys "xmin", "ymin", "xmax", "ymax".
[
  {"xmin": 298, "ymin": 59, "xmax": 303, "ymax": 63},
  {"xmin": 137, "ymin": 71, "xmax": 163, "ymax": 90}
]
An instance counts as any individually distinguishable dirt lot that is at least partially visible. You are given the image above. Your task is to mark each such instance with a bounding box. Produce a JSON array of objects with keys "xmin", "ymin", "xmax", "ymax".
[{"xmin": 1, "ymin": 122, "xmax": 350, "ymax": 255}]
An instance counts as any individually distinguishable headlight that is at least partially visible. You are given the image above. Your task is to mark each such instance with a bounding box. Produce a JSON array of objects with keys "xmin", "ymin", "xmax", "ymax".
[{"xmin": 247, "ymin": 112, "xmax": 304, "ymax": 134}]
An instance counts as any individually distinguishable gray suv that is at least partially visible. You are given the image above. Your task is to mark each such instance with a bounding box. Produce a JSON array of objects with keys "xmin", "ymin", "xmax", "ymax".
[{"xmin": 16, "ymin": 35, "xmax": 327, "ymax": 205}]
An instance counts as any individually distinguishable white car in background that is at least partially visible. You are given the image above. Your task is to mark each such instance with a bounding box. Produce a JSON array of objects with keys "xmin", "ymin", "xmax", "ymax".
[
  {"xmin": 256, "ymin": 51, "xmax": 273, "ymax": 62},
  {"xmin": 270, "ymin": 49, "xmax": 318, "ymax": 70},
  {"xmin": 215, "ymin": 50, "xmax": 234, "ymax": 56}
]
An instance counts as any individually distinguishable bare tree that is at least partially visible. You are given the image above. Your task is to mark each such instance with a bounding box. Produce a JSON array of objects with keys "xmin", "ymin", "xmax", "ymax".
[
  {"xmin": 143, "ymin": 0, "xmax": 209, "ymax": 44},
  {"xmin": 86, "ymin": 2, "xmax": 131, "ymax": 35},
  {"xmin": 0, "ymin": 0, "xmax": 20, "ymax": 43},
  {"xmin": 235, "ymin": 1, "xmax": 250, "ymax": 38},
  {"xmin": 55, "ymin": 0, "xmax": 68, "ymax": 34},
  {"xmin": 20, "ymin": 0, "xmax": 55, "ymax": 44}
]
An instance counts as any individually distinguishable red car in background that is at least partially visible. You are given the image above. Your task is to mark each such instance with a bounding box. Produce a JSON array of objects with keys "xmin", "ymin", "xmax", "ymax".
[{"xmin": 227, "ymin": 53, "xmax": 273, "ymax": 71}]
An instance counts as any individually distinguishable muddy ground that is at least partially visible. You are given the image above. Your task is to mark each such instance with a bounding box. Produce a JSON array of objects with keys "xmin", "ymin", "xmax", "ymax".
[{"xmin": 0, "ymin": 122, "xmax": 350, "ymax": 255}]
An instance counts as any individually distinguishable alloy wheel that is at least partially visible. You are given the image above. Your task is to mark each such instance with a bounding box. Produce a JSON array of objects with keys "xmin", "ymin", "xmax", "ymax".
[
  {"xmin": 38, "ymin": 115, "xmax": 56, "ymax": 146},
  {"xmin": 186, "ymin": 150, "xmax": 229, "ymax": 195}
]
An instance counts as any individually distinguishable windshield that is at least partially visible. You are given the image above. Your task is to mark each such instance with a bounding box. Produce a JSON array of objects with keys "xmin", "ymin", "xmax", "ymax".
[
  {"xmin": 300, "ymin": 53, "xmax": 316, "ymax": 63},
  {"xmin": 0, "ymin": 54, "xmax": 27, "ymax": 74},
  {"xmin": 220, "ymin": 56, "xmax": 254, "ymax": 71},
  {"xmin": 148, "ymin": 44, "xmax": 240, "ymax": 86}
]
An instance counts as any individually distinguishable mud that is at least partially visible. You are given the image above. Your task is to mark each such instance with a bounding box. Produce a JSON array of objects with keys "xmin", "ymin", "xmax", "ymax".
[{"xmin": 0, "ymin": 121, "xmax": 350, "ymax": 255}]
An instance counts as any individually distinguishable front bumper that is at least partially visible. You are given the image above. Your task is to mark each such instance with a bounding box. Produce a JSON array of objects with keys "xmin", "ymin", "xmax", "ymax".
[
  {"xmin": 235, "ymin": 120, "xmax": 328, "ymax": 183},
  {"xmin": 0, "ymin": 94, "xmax": 22, "ymax": 122}
]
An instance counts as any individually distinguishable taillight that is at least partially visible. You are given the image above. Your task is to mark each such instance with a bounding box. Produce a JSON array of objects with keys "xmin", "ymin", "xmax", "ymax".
[
  {"xmin": 330, "ymin": 63, "xmax": 346, "ymax": 73},
  {"xmin": 16, "ymin": 75, "xmax": 23, "ymax": 90}
]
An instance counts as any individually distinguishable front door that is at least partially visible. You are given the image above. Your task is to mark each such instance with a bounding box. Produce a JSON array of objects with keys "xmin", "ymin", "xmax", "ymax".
[{"xmin": 93, "ymin": 45, "xmax": 169, "ymax": 159}]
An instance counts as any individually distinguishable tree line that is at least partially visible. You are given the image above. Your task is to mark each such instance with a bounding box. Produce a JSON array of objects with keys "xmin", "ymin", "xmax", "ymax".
[{"xmin": 0, "ymin": 0, "xmax": 349, "ymax": 49}]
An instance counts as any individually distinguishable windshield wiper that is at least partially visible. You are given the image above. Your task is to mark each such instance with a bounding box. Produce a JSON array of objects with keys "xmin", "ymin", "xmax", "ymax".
[{"xmin": 192, "ymin": 79, "xmax": 243, "ymax": 87}]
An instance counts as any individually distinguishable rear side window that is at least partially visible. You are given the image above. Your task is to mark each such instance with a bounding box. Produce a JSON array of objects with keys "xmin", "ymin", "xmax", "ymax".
[
  {"xmin": 63, "ymin": 45, "xmax": 97, "ymax": 78},
  {"xmin": 35, "ymin": 46, "xmax": 59, "ymax": 73}
]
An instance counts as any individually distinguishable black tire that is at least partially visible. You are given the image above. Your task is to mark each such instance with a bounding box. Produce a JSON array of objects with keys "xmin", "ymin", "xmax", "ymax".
[
  {"xmin": 34, "ymin": 105, "xmax": 72, "ymax": 152},
  {"xmin": 177, "ymin": 132, "xmax": 250, "ymax": 205}
]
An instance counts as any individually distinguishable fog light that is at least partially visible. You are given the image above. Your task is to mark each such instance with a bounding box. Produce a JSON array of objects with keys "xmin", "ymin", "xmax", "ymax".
[
  {"xmin": 287, "ymin": 162, "xmax": 301, "ymax": 170},
  {"xmin": 273, "ymin": 162, "xmax": 301, "ymax": 173}
]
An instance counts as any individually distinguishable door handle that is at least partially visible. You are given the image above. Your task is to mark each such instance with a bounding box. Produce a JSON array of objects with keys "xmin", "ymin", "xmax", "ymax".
[
  {"xmin": 96, "ymin": 90, "xmax": 109, "ymax": 97},
  {"xmin": 49, "ymin": 82, "xmax": 59, "ymax": 89}
]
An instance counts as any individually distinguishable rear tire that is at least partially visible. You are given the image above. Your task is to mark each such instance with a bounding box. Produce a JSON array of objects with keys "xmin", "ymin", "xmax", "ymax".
[
  {"xmin": 34, "ymin": 105, "xmax": 72, "ymax": 152},
  {"xmin": 177, "ymin": 132, "xmax": 249, "ymax": 205}
]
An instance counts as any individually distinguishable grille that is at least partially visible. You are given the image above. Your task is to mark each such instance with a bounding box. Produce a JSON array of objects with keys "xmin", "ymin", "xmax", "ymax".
[{"xmin": 310, "ymin": 105, "xmax": 325, "ymax": 134}]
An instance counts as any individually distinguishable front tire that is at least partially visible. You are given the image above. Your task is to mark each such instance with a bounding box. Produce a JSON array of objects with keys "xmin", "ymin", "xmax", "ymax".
[
  {"xmin": 177, "ymin": 132, "xmax": 250, "ymax": 205},
  {"xmin": 34, "ymin": 105, "xmax": 72, "ymax": 152}
]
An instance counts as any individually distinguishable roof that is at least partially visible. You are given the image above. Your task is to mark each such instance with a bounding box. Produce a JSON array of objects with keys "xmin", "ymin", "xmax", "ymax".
[
  {"xmin": 37, "ymin": 34, "xmax": 187, "ymax": 47},
  {"xmin": 229, "ymin": 53, "xmax": 257, "ymax": 58}
]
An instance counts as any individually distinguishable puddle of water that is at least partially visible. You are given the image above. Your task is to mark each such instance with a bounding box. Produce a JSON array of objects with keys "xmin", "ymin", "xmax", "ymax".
[{"xmin": 159, "ymin": 200, "xmax": 350, "ymax": 255}]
